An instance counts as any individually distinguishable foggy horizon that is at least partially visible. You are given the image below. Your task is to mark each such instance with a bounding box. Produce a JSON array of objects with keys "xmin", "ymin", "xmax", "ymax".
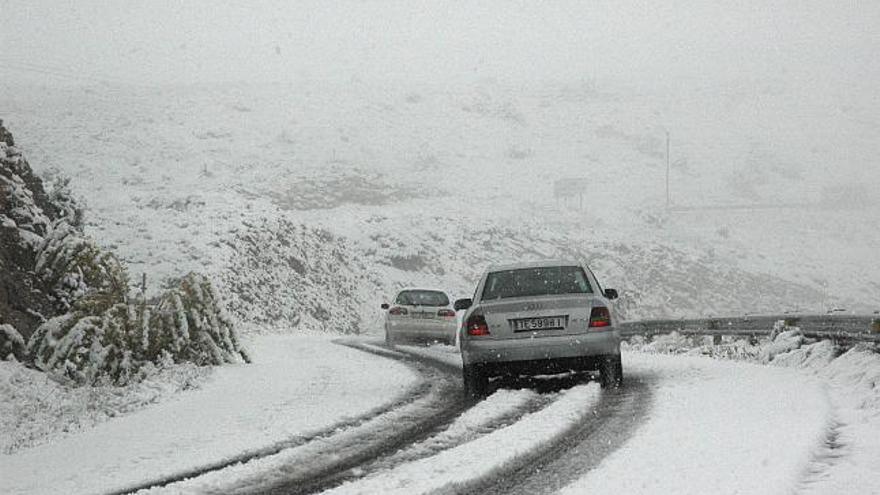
[{"xmin": 2, "ymin": 1, "xmax": 878, "ymax": 92}]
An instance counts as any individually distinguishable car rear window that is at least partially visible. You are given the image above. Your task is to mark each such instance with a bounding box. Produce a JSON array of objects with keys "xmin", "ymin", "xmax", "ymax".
[
  {"xmin": 395, "ymin": 290, "xmax": 450, "ymax": 306},
  {"xmin": 481, "ymin": 266, "xmax": 593, "ymax": 300}
]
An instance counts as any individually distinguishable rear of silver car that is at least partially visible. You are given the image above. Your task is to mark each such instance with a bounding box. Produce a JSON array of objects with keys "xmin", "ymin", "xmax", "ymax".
[
  {"xmin": 456, "ymin": 262, "xmax": 622, "ymax": 397},
  {"xmin": 383, "ymin": 289, "xmax": 457, "ymax": 345}
]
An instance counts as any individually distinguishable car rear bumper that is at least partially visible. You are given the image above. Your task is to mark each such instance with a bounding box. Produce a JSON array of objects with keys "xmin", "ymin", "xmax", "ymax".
[
  {"xmin": 461, "ymin": 329, "xmax": 620, "ymax": 367},
  {"xmin": 387, "ymin": 320, "xmax": 457, "ymax": 341}
]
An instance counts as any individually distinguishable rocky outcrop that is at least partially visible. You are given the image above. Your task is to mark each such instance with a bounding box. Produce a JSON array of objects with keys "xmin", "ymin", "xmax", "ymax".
[{"xmin": 0, "ymin": 121, "xmax": 61, "ymax": 340}]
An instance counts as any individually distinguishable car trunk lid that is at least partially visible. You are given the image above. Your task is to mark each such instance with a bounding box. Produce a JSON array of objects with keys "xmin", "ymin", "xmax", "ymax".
[{"xmin": 476, "ymin": 294, "xmax": 602, "ymax": 340}]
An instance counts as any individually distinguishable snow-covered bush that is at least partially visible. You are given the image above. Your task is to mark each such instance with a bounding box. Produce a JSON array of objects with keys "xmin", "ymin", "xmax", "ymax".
[
  {"xmin": 624, "ymin": 331, "xmax": 763, "ymax": 360},
  {"xmin": 759, "ymin": 328, "xmax": 805, "ymax": 363},
  {"xmin": 148, "ymin": 273, "xmax": 249, "ymax": 366},
  {"xmin": 35, "ymin": 220, "xmax": 128, "ymax": 312},
  {"xmin": 640, "ymin": 331, "xmax": 692, "ymax": 354},
  {"xmin": 28, "ymin": 311, "xmax": 137, "ymax": 385},
  {"xmin": 28, "ymin": 273, "xmax": 248, "ymax": 385},
  {"xmin": 0, "ymin": 324, "xmax": 25, "ymax": 361},
  {"xmin": 42, "ymin": 169, "xmax": 84, "ymax": 227}
]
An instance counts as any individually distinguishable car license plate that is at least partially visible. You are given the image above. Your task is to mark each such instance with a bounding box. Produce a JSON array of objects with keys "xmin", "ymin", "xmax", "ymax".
[
  {"xmin": 512, "ymin": 316, "xmax": 566, "ymax": 332},
  {"xmin": 414, "ymin": 311, "xmax": 432, "ymax": 319}
]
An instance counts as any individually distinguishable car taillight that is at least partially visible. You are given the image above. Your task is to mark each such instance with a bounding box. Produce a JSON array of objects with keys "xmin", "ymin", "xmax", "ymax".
[
  {"xmin": 438, "ymin": 309, "xmax": 456, "ymax": 318},
  {"xmin": 589, "ymin": 306, "xmax": 611, "ymax": 328},
  {"xmin": 466, "ymin": 314, "xmax": 490, "ymax": 336},
  {"xmin": 389, "ymin": 307, "xmax": 408, "ymax": 316}
]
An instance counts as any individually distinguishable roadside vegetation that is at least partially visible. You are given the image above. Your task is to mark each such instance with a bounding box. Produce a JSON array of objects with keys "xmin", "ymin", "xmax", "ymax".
[{"xmin": 0, "ymin": 121, "xmax": 248, "ymax": 385}]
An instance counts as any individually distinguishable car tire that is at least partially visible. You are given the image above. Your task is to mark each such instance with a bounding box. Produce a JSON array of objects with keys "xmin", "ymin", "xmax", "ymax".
[
  {"xmin": 600, "ymin": 355, "xmax": 623, "ymax": 389},
  {"xmin": 463, "ymin": 364, "xmax": 489, "ymax": 398}
]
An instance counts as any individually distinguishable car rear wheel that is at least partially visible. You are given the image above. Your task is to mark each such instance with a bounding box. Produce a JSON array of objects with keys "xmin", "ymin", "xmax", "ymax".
[
  {"xmin": 600, "ymin": 355, "xmax": 623, "ymax": 389},
  {"xmin": 463, "ymin": 364, "xmax": 489, "ymax": 398}
]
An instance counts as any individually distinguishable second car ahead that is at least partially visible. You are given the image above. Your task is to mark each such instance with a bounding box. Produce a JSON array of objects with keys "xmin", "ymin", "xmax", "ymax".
[{"xmin": 382, "ymin": 288, "xmax": 458, "ymax": 346}]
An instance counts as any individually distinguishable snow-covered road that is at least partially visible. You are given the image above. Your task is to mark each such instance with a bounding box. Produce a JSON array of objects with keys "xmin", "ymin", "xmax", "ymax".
[
  {"xmin": 5, "ymin": 335, "xmax": 872, "ymax": 495},
  {"xmin": 0, "ymin": 336, "xmax": 420, "ymax": 495},
  {"xmin": 348, "ymin": 344, "xmax": 830, "ymax": 495}
]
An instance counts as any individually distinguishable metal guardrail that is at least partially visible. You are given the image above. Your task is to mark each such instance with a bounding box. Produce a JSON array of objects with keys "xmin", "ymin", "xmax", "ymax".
[{"xmin": 620, "ymin": 314, "xmax": 880, "ymax": 345}]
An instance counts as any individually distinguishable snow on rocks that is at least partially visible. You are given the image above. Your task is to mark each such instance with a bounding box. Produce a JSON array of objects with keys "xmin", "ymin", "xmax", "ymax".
[
  {"xmin": 0, "ymin": 129, "xmax": 71, "ymax": 340},
  {"xmin": 0, "ymin": 335, "xmax": 419, "ymax": 495},
  {"xmin": 219, "ymin": 217, "xmax": 369, "ymax": 334},
  {"xmin": 759, "ymin": 324, "xmax": 806, "ymax": 363},
  {"xmin": 0, "ymin": 324, "xmax": 25, "ymax": 361},
  {"xmin": 0, "ymin": 157, "xmax": 51, "ymax": 243}
]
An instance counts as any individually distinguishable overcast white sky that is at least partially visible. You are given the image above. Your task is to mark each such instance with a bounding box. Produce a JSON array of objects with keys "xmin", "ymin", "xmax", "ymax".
[{"xmin": 1, "ymin": 0, "xmax": 878, "ymax": 91}]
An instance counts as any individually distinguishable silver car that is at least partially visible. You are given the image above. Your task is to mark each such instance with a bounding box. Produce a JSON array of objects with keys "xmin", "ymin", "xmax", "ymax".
[
  {"xmin": 382, "ymin": 288, "xmax": 458, "ymax": 346},
  {"xmin": 454, "ymin": 260, "xmax": 622, "ymax": 397}
]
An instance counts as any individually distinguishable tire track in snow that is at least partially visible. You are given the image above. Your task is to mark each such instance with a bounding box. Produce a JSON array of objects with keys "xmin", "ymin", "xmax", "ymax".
[
  {"xmin": 457, "ymin": 371, "xmax": 654, "ymax": 495},
  {"xmin": 244, "ymin": 340, "xmax": 472, "ymax": 495},
  {"xmin": 324, "ymin": 387, "xmax": 555, "ymax": 487},
  {"xmin": 797, "ymin": 418, "xmax": 848, "ymax": 493},
  {"xmin": 109, "ymin": 341, "xmax": 442, "ymax": 495},
  {"xmin": 133, "ymin": 340, "xmax": 651, "ymax": 495},
  {"xmin": 239, "ymin": 340, "xmax": 592, "ymax": 495}
]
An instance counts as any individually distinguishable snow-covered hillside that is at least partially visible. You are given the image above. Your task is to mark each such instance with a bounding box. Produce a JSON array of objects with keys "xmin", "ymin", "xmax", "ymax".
[
  {"xmin": 2, "ymin": 0, "xmax": 879, "ymax": 331},
  {"xmin": 2, "ymin": 79, "xmax": 878, "ymax": 333}
]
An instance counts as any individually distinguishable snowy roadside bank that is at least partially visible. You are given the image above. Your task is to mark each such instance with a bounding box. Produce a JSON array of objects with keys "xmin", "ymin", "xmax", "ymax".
[
  {"xmin": 621, "ymin": 331, "xmax": 880, "ymax": 494},
  {"xmin": 559, "ymin": 351, "xmax": 830, "ymax": 495},
  {"xmin": 0, "ymin": 358, "xmax": 211, "ymax": 455},
  {"xmin": 0, "ymin": 335, "xmax": 419, "ymax": 495}
]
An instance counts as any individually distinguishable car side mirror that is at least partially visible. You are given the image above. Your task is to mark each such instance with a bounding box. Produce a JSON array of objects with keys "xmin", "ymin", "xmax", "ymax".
[
  {"xmin": 453, "ymin": 298, "xmax": 472, "ymax": 311},
  {"xmin": 380, "ymin": 303, "xmax": 390, "ymax": 310},
  {"xmin": 603, "ymin": 289, "xmax": 619, "ymax": 300}
]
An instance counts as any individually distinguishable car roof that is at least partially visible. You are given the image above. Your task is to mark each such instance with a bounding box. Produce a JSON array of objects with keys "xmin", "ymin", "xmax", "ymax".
[
  {"xmin": 485, "ymin": 259, "xmax": 584, "ymax": 272},
  {"xmin": 395, "ymin": 287, "xmax": 450, "ymax": 295}
]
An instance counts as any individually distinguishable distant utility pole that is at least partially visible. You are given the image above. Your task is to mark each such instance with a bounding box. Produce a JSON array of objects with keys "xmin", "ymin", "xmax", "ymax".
[{"xmin": 665, "ymin": 130, "xmax": 671, "ymax": 208}]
